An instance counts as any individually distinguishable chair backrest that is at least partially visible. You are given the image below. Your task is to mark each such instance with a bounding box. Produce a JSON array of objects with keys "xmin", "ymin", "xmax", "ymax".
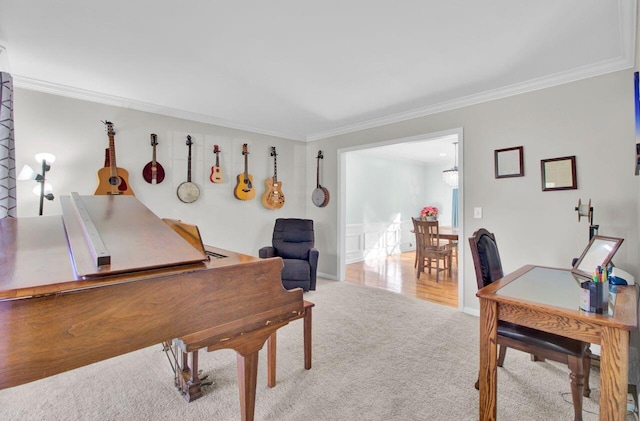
[
  {"xmin": 272, "ymin": 218, "xmax": 315, "ymax": 260},
  {"xmin": 412, "ymin": 218, "xmax": 440, "ymax": 249},
  {"xmin": 468, "ymin": 228, "xmax": 504, "ymax": 289}
]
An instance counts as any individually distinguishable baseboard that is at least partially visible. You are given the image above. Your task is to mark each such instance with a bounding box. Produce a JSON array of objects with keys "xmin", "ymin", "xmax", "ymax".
[
  {"xmin": 463, "ymin": 306, "xmax": 480, "ymax": 317},
  {"xmin": 318, "ymin": 272, "xmax": 338, "ymax": 281}
]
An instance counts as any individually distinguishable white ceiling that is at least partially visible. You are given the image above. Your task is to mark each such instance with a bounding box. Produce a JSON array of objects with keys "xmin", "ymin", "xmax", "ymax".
[{"xmin": 0, "ymin": 1, "xmax": 636, "ymax": 142}]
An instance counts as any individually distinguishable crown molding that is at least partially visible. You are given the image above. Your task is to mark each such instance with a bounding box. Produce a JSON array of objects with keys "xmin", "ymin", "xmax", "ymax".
[
  {"xmin": 11, "ymin": 75, "xmax": 306, "ymax": 141},
  {"xmin": 307, "ymin": 57, "xmax": 634, "ymax": 142}
]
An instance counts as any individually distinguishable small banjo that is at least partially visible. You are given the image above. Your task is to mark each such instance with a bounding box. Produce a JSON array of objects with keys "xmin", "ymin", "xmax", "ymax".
[
  {"xmin": 177, "ymin": 135, "xmax": 200, "ymax": 203},
  {"xmin": 311, "ymin": 150, "xmax": 330, "ymax": 207}
]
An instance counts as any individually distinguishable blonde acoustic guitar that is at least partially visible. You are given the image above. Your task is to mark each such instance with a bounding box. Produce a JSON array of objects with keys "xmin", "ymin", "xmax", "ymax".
[
  {"xmin": 95, "ymin": 120, "xmax": 135, "ymax": 196},
  {"xmin": 234, "ymin": 143, "xmax": 255, "ymax": 200}
]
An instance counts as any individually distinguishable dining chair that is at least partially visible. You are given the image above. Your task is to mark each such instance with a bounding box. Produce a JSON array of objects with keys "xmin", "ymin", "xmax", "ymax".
[
  {"xmin": 469, "ymin": 228, "xmax": 591, "ymax": 421},
  {"xmin": 412, "ymin": 217, "xmax": 452, "ymax": 282}
]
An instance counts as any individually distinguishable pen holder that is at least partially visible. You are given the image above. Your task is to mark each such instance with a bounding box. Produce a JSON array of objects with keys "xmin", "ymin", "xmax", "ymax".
[{"xmin": 580, "ymin": 280, "xmax": 609, "ymax": 314}]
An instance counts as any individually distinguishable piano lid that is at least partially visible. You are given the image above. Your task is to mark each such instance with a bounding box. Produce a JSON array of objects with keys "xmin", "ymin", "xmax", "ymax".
[{"xmin": 61, "ymin": 194, "xmax": 207, "ymax": 278}]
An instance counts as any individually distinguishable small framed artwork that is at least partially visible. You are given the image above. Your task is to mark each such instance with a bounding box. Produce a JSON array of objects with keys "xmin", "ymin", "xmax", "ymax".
[
  {"xmin": 541, "ymin": 155, "xmax": 577, "ymax": 191},
  {"xmin": 494, "ymin": 146, "xmax": 524, "ymax": 178}
]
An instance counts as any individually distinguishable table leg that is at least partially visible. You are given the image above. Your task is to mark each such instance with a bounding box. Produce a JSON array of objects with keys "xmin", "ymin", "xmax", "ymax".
[
  {"xmin": 237, "ymin": 351, "xmax": 259, "ymax": 421},
  {"xmin": 598, "ymin": 326, "xmax": 629, "ymax": 420},
  {"xmin": 479, "ymin": 298, "xmax": 498, "ymax": 421}
]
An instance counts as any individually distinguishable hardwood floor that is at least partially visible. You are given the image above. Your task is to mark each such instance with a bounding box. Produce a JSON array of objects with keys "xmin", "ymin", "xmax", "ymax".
[{"xmin": 345, "ymin": 251, "xmax": 458, "ymax": 308}]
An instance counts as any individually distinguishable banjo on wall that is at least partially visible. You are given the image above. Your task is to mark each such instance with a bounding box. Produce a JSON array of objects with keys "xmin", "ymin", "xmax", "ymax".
[
  {"xmin": 177, "ymin": 135, "xmax": 200, "ymax": 203},
  {"xmin": 311, "ymin": 150, "xmax": 329, "ymax": 207}
]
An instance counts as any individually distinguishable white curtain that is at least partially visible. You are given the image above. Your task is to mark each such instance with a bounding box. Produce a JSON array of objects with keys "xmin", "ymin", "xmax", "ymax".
[{"xmin": 0, "ymin": 72, "xmax": 16, "ymax": 218}]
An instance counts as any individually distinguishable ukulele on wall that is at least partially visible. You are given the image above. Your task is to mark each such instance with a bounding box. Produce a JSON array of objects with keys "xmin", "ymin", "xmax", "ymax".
[
  {"xmin": 311, "ymin": 150, "xmax": 329, "ymax": 207},
  {"xmin": 177, "ymin": 135, "xmax": 200, "ymax": 203},
  {"xmin": 142, "ymin": 133, "xmax": 165, "ymax": 184},
  {"xmin": 234, "ymin": 143, "xmax": 255, "ymax": 200},
  {"xmin": 95, "ymin": 120, "xmax": 135, "ymax": 196},
  {"xmin": 262, "ymin": 146, "xmax": 285, "ymax": 210},
  {"xmin": 210, "ymin": 145, "xmax": 223, "ymax": 183}
]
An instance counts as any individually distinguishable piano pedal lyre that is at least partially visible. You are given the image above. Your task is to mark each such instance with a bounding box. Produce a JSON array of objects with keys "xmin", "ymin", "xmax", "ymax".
[{"xmin": 162, "ymin": 340, "xmax": 208, "ymax": 402}]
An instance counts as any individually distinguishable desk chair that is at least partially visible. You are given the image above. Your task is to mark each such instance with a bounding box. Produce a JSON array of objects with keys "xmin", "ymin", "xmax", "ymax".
[
  {"xmin": 469, "ymin": 228, "xmax": 591, "ymax": 421},
  {"xmin": 412, "ymin": 218, "xmax": 452, "ymax": 282}
]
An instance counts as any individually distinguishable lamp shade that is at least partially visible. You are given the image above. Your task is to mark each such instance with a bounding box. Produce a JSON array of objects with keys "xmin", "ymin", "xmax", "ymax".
[
  {"xmin": 442, "ymin": 168, "xmax": 459, "ymax": 188},
  {"xmin": 35, "ymin": 152, "xmax": 56, "ymax": 165},
  {"xmin": 17, "ymin": 164, "xmax": 37, "ymax": 181},
  {"xmin": 32, "ymin": 182, "xmax": 53, "ymax": 197}
]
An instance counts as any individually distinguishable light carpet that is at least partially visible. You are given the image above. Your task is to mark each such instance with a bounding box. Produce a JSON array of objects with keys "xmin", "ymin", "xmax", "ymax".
[{"xmin": 0, "ymin": 278, "xmax": 635, "ymax": 420}]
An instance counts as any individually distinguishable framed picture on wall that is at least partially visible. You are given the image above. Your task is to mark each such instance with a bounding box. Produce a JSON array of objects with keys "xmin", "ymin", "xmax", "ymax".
[
  {"xmin": 540, "ymin": 155, "xmax": 577, "ymax": 191},
  {"xmin": 494, "ymin": 146, "xmax": 524, "ymax": 178}
]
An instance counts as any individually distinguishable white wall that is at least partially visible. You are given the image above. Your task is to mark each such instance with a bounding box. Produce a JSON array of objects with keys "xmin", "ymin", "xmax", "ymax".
[
  {"xmin": 12, "ymin": 88, "xmax": 308, "ymax": 257},
  {"xmin": 345, "ymin": 152, "xmax": 429, "ymax": 224},
  {"xmin": 12, "ymin": 69, "xmax": 639, "ymax": 314},
  {"xmin": 308, "ymin": 69, "xmax": 639, "ymax": 313}
]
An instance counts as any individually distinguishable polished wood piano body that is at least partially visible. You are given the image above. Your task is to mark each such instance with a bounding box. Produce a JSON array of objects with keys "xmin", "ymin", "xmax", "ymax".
[{"xmin": 0, "ymin": 195, "xmax": 304, "ymax": 421}]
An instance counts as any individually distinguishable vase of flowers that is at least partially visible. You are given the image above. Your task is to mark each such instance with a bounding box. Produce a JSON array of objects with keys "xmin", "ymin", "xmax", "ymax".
[{"xmin": 421, "ymin": 206, "xmax": 439, "ymax": 221}]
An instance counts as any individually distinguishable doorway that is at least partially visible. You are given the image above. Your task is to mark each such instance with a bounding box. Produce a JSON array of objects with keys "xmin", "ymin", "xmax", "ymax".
[{"xmin": 337, "ymin": 128, "xmax": 464, "ymax": 309}]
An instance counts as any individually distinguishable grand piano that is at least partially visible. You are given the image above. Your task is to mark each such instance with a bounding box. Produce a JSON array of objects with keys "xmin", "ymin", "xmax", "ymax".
[{"xmin": 0, "ymin": 194, "xmax": 305, "ymax": 421}]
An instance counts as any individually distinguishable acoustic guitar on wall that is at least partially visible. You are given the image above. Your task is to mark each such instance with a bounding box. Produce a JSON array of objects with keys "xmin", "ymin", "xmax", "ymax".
[
  {"xmin": 234, "ymin": 144, "xmax": 255, "ymax": 200},
  {"xmin": 210, "ymin": 145, "xmax": 223, "ymax": 183},
  {"xmin": 142, "ymin": 133, "xmax": 165, "ymax": 184},
  {"xmin": 262, "ymin": 146, "xmax": 285, "ymax": 210},
  {"xmin": 95, "ymin": 120, "xmax": 135, "ymax": 196}
]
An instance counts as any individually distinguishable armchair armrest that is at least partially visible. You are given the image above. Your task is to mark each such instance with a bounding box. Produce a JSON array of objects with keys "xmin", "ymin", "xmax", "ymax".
[
  {"xmin": 309, "ymin": 248, "xmax": 319, "ymax": 291},
  {"xmin": 259, "ymin": 246, "xmax": 276, "ymax": 259}
]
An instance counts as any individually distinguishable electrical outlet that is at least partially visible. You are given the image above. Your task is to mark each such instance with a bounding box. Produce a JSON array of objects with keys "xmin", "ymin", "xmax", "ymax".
[{"xmin": 474, "ymin": 207, "xmax": 483, "ymax": 219}]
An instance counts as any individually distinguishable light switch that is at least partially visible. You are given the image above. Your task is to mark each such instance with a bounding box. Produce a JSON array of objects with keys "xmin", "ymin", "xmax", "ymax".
[{"xmin": 474, "ymin": 207, "xmax": 483, "ymax": 219}]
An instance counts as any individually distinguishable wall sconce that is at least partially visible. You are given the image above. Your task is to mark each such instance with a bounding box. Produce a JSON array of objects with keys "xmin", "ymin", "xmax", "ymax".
[{"xmin": 18, "ymin": 152, "xmax": 55, "ymax": 215}]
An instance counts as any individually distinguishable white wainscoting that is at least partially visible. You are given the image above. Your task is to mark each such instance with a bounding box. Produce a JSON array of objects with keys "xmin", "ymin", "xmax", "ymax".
[{"xmin": 345, "ymin": 219, "xmax": 416, "ymax": 264}]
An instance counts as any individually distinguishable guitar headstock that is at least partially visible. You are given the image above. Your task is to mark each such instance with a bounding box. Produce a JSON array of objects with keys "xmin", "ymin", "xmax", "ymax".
[
  {"xmin": 242, "ymin": 143, "xmax": 249, "ymax": 155},
  {"xmin": 316, "ymin": 150, "xmax": 324, "ymax": 160},
  {"xmin": 186, "ymin": 135, "xmax": 193, "ymax": 146},
  {"xmin": 102, "ymin": 120, "xmax": 115, "ymax": 136},
  {"xmin": 270, "ymin": 146, "xmax": 277, "ymax": 157},
  {"xmin": 150, "ymin": 133, "xmax": 158, "ymax": 146},
  {"xmin": 214, "ymin": 144, "xmax": 220, "ymax": 154}
]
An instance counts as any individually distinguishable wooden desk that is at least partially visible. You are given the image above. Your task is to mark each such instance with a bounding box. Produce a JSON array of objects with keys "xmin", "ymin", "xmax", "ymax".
[{"xmin": 477, "ymin": 265, "xmax": 638, "ymax": 420}]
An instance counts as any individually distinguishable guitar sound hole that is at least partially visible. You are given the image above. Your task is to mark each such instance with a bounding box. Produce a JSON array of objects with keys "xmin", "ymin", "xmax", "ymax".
[{"xmin": 109, "ymin": 176, "xmax": 120, "ymax": 186}]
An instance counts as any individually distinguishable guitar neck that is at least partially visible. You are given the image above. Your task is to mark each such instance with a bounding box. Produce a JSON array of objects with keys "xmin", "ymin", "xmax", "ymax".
[
  {"xmin": 109, "ymin": 134, "xmax": 117, "ymax": 177},
  {"xmin": 273, "ymin": 156, "xmax": 278, "ymax": 183},
  {"xmin": 187, "ymin": 144, "xmax": 192, "ymax": 182},
  {"xmin": 244, "ymin": 153, "xmax": 249, "ymax": 180},
  {"xmin": 215, "ymin": 153, "xmax": 220, "ymax": 167}
]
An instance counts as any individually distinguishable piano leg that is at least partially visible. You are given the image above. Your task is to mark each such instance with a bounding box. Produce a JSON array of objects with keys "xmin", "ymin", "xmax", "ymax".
[
  {"xmin": 267, "ymin": 332, "xmax": 277, "ymax": 388},
  {"xmin": 237, "ymin": 351, "xmax": 259, "ymax": 421}
]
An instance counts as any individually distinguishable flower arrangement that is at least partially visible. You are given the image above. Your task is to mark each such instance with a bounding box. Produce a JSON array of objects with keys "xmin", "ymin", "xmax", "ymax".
[{"xmin": 421, "ymin": 206, "xmax": 439, "ymax": 217}]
